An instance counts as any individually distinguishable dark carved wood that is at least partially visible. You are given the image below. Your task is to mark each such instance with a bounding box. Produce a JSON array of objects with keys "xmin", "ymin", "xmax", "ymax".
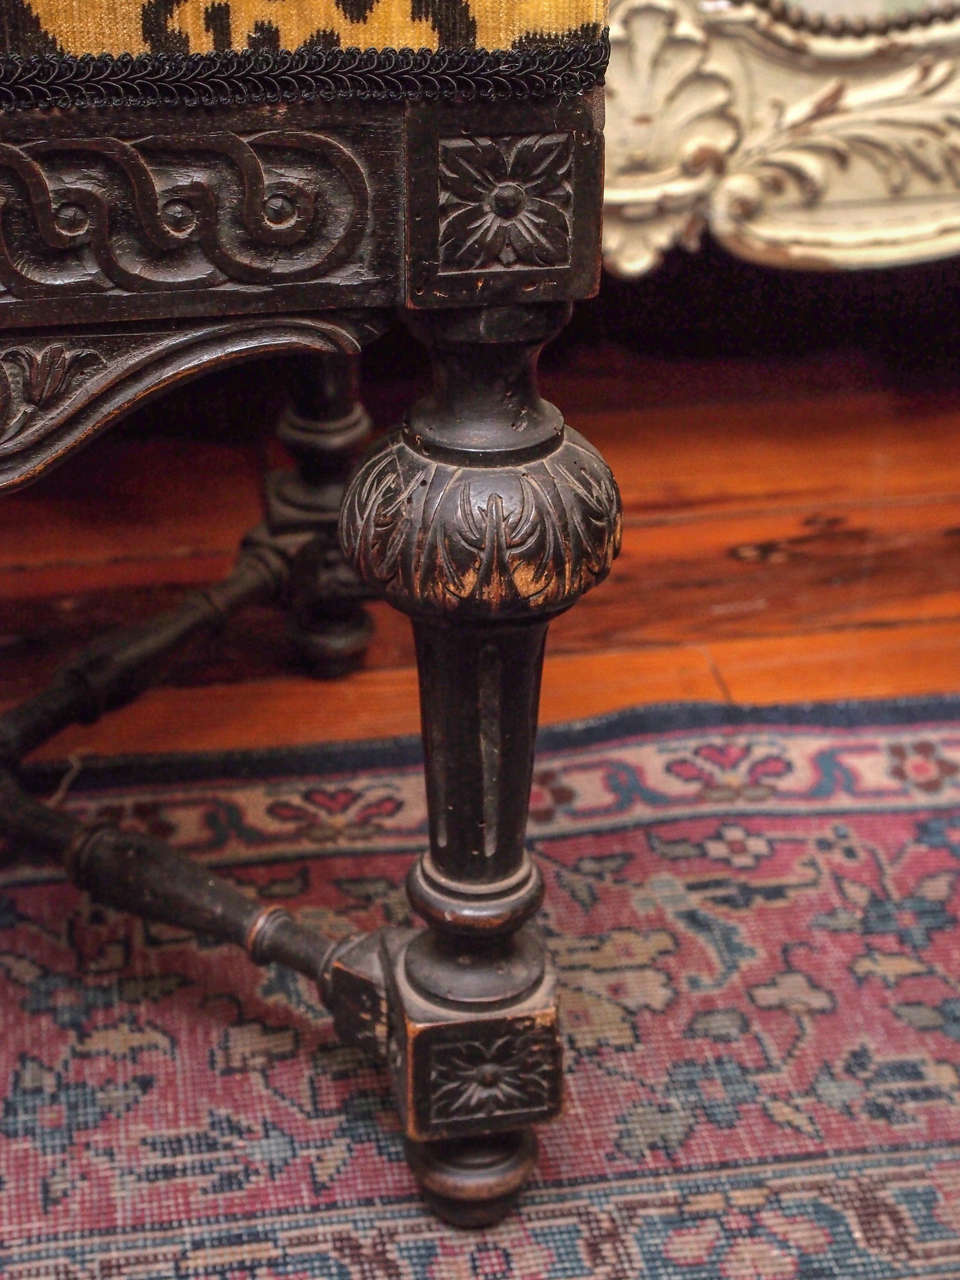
[
  {"xmin": 438, "ymin": 134, "xmax": 573, "ymax": 271},
  {"xmin": 0, "ymin": 313, "xmax": 386, "ymax": 489},
  {"xmin": 340, "ymin": 301, "xmax": 621, "ymax": 1222},
  {"xmin": 0, "ymin": 102, "xmax": 405, "ymax": 328},
  {"xmin": 0, "ymin": 93, "xmax": 602, "ymax": 334},
  {"xmin": 266, "ymin": 352, "xmax": 374, "ymax": 674},
  {"xmin": 0, "ymin": 86, "xmax": 612, "ymax": 1227},
  {"xmin": 404, "ymin": 1129, "xmax": 540, "ymax": 1229},
  {"xmin": 0, "ymin": 131, "xmax": 369, "ymax": 294},
  {"xmin": 0, "ymin": 772, "xmax": 341, "ymax": 983},
  {"xmin": 406, "ymin": 95, "xmax": 603, "ymax": 308},
  {"xmin": 342, "ymin": 429, "xmax": 619, "ymax": 618}
]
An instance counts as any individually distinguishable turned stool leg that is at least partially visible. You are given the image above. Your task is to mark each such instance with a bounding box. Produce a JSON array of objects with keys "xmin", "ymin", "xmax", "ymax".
[
  {"xmin": 266, "ymin": 352, "xmax": 373, "ymax": 675},
  {"xmin": 340, "ymin": 303, "xmax": 621, "ymax": 1224}
]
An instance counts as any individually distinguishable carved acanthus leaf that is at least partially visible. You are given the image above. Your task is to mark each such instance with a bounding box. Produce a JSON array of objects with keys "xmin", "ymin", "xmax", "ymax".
[
  {"xmin": 0, "ymin": 314, "xmax": 371, "ymax": 489},
  {"xmin": 604, "ymin": 0, "xmax": 960, "ymax": 275},
  {"xmin": 6, "ymin": 345, "xmax": 103, "ymax": 407},
  {"xmin": 603, "ymin": 0, "xmax": 741, "ymax": 274},
  {"xmin": 339, "ymin": 429, "xmax": 622, "ymax": 620},
  {"xmin": 718, "ymin": 58, "xmax": 960, "ymax": 211},
  {"xmin": 0, "ymin": 344, "xmax": 105, "ymax": 445}
]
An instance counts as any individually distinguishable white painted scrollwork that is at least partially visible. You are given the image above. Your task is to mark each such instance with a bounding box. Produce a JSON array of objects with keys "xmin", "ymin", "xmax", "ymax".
[{"xmin": 603, "ymin": 0, "xmax": 960, "ymax": 273}]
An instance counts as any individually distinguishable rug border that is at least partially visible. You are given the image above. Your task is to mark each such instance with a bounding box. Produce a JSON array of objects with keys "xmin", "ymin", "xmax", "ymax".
[{"xmin": 19, "ymin": 692, "xmax": 960, "ymax": 794}]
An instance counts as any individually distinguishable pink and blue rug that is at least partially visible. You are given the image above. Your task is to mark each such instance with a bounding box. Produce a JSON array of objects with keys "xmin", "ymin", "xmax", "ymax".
[{"xmin": 3, "ymin": 698, "xmax": 960, "ymax": 1277}]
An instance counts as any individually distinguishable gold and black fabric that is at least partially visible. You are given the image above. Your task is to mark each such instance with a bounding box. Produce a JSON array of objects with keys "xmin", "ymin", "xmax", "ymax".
[{"xmin": 0, "ymin": 0, "xmax": 608, "ymax": 105}]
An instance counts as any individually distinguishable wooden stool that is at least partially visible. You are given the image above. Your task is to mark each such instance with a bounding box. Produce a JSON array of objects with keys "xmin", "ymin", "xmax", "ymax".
[{"xmin": 0, "ymin": 1, "xmax": 619, "ymax": 1224}]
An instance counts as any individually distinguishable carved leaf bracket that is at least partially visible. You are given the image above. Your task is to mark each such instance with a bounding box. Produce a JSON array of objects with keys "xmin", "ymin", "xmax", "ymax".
[
  {"xmin": 0, "ymin": 345, "xmax": 105, "ymax": 445},
  {"xmin": 0, "ymin": 313, "xmax": 385, "ymax": 491}
]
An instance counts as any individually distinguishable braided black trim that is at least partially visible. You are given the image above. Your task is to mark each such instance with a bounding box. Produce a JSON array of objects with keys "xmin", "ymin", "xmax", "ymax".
[
  {"xmin": 0, "ymin": 33, "xmax": 609, "ymax": 112},
  {"xmin": 732, "ymin": 0, "xmax": 960, "ymax": 36}
]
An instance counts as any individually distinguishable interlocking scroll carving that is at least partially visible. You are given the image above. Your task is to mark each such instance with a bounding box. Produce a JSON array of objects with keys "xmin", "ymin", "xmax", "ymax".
[
  {"xmin": 0, "ymin": 130, "xmax": 369, "ymax": 300},
  {"xmin": 338, "ymin": 427, "xmax": 622, "ymax": 620},
  {"xmin": 438, "ymin": 134, "xmax": 573, "ymax": 271},
  {"xmin": 429, "ymin": 1024, "xmax": 560, "ymax": 1125}
]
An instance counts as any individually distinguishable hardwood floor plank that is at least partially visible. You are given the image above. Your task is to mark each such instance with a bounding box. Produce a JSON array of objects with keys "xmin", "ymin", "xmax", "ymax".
[
  {"xmin": 21, "ymin": 646, "xmax": 725, "ymax": 762},
  {"xmin": 6, "ymin": 346, "xmax": 960, "ymax": 593},
  {"xmin": 590, "ymin": 397, "xmax": 960, "ymax": 520},
  {"xmin": 5, "ymin": 339, "xmax": 960, "ymax": 763},
  {"xmin": 22, "ymin": 612, "xmax": 960, "ymax": 765},
  {"xmin": 6, "ymin": 492, "xmax": 960, "ymax": 702},
  {"xmin": 712, "ymin": 621, "xmax": 960, "ymax": 704},
  {"xmin": 0, "ymin": 437, "xmax": 262, "ymax": 584},
  {"xmin": 552, "ymin": 499, "xmax": 960, "ymax": 647}
]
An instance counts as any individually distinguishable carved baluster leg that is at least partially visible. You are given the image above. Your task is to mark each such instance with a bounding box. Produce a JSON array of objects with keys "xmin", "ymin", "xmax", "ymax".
[
  {"xmin": 340, "ymin": 303, "xmax": 621, "ymax": 1225},
  {"xmin": 266, "ymin": 352, "xmax": 373, "ymax": 675}
]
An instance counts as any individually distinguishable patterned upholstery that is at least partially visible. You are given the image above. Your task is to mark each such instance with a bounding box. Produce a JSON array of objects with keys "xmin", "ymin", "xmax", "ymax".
[
  {"xmin": 0, "ymin": 0, "xmax": 608, "ymax": 108},
  {"xmin": 0, "ymin": 0, "xmax": 606, "ymax": 55}
]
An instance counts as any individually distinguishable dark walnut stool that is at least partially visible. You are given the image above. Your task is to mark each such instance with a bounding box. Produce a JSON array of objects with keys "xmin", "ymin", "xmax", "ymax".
[{"xmin": 0, "ymin": 0, "xmax": 620, "ymax": 1226}]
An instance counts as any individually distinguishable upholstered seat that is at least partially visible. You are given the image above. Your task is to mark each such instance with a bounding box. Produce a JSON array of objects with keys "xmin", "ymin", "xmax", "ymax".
[
  {"xmin": 3, "ymin": 0, "xmax": 604, "ymax": 55},
  {"xmin": 0, "ymin": 0, "xmax": 608, "ymax": 110}
]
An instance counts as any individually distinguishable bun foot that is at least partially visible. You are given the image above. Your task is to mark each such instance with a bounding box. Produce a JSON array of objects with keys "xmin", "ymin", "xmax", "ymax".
[{"xmin": 404, "ymin": 1129, "xmax": 538, "ymax": 1227}]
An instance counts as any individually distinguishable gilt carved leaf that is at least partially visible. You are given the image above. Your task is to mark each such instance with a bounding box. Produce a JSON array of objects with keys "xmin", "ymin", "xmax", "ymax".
[
  {"xmin": 728, "ymin": 59, "xmax": 960, "ymax": 205},
  {"xmin": 603, "ymin": 0, "xmax": 741, "ymax": 274}
]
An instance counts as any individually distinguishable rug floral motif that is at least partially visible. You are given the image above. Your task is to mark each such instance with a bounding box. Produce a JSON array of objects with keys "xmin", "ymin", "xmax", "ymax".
[{"xmin": 2, "ymin": 699, "xmax": 960, "ymax": 1278}]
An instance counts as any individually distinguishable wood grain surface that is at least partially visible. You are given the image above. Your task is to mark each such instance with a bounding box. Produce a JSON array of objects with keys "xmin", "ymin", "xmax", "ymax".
[{"xmin": 3, "ymin": 305, "xmax": 959, "ymax": 762}]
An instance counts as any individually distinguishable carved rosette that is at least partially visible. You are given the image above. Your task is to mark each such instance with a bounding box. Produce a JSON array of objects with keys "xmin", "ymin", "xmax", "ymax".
[
  {"xmin": 438, "ymin": 134, "xmax": 573, "ymax": 272},
  {"xmin": 338, "ymin": 428, "xmax": 622, "ymax": 621},
  {"xmin": 382, "ymin": 926, "xmax": 563, "ymax": 1141},
  {"xmin": 429, "ymin": 1026, "xmax": 559, "ymax": 1126}
]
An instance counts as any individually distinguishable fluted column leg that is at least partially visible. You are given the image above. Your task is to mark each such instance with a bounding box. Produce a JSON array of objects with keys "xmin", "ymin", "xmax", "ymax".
[{"xmin": 340, "ymin": 303, "xmax": 621, "ymax": 1224}]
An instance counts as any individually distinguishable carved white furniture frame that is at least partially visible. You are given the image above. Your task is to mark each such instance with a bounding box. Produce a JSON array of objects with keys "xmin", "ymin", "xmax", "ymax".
[{"xmin": 602, "ymin": 0, "xmax": 960, "ymax": 275}]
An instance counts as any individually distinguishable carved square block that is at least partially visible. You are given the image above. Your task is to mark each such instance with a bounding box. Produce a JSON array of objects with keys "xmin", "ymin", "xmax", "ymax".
[
  {"xmin": 405, "ymin": 96, "xmax": 603, "ymax": 309},
  {"xmin": 437, "ymin": 134, "xmax": 573, "ymax": 273},
  {"xmin": 381, "ymin": 934, "xmax": 562, "ymax": 1143}
]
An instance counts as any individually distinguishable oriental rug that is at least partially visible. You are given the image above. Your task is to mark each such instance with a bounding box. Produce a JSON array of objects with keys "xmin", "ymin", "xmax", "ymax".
[{"xmin": 3, "ymin": 697, "xmax": 960, "ymax": 1278}]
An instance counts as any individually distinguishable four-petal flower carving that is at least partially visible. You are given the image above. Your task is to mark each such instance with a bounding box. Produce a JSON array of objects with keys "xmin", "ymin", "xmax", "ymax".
[{"xmin": 438, "ymin": 134, "xmax": 573, "ymax": 271}]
